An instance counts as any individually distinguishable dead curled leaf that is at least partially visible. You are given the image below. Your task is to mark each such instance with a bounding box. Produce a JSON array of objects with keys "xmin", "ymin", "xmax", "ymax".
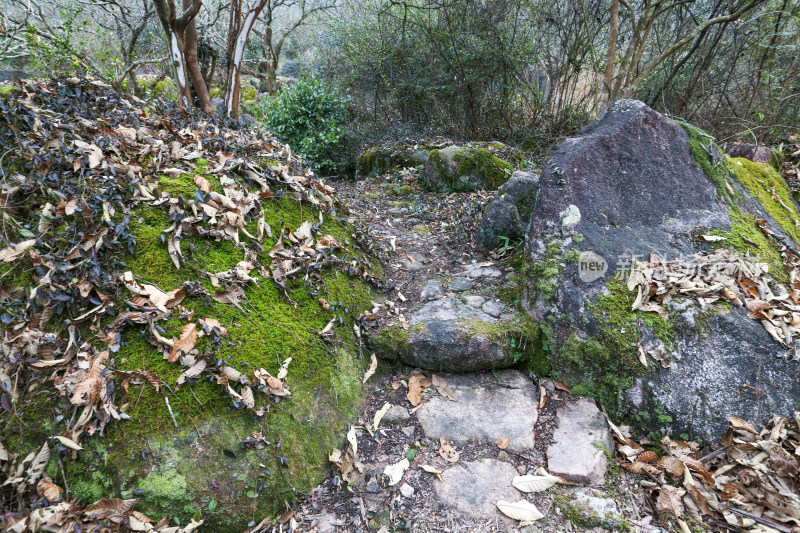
[
  {"xmin": 169, "ymin": 323, "xmax": 198, "ymax": 363},
  {"xmin": 363, "ymin": 353, "xmax": 377, "ymax": 384},
  {"xmin": 496, "ymin": 500, "xmax": 544, "ymax": 521},
  {"xmin": 438, "ymin": 436, "xmax": 459, "ymax": 463}
]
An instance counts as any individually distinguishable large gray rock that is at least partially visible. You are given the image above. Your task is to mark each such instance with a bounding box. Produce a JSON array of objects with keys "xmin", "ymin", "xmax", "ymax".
[
  {"xmin": 523, "ymin": 99, "xmax": 800, "ymax": 441},
  {"xmin": 434, "ymin": 459, "xmax": 519, "ymax": 520},
  {"xmin": 723, "ymin": 142, "xmax": 779, "ymax": 168},
  {"xmin": 546, "ymin": 398, "xmax": 613, "ymax": 486},
  {"xmin": 480, "ymin": 170, "xmax": 539, "ymax": 249},
  {"xmin": 416, "ymin": 370, "xmax": 538, "ymax": 450},
  {"xmin": 367, "ymin": 297, "xmax": 524, "ymax": 372}
]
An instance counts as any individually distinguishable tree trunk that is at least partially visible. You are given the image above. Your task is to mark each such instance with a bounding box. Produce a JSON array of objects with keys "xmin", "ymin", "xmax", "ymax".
[
  {"xmin": 183, "ymin": 0, "xmax": 212, "ymax": 112},
  {"xmin": 225, "ymin": 1, "xmax": 268, "ymax": 119},
  {"xmin": 602, "ymin": 0, "xmax": 618, "ymax": 110},
  {"xmin": 167, "ymin": 28, "xmax": 192, "ymax": 107}
]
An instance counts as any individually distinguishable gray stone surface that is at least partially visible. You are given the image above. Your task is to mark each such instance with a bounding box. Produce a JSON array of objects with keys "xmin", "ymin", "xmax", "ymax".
[
  {"xmin": 434, "ymin": 459, "xmax": 519, "ymax": 519},
  {"xmin": 480, "ymin": 170, "xmax": 539, "ymax": 249},
  {"xmin": 547, "ymin": 398, "xmax": 613, "ymax": 486},
  {"xmin": 462, "ymin": 294, "xmax": 485, "ymax": 308},
  {"xmin": 723, "ymin": 142, "xmax": 776, "ymax": 165},
  {"xmin": 481, "ymin": 301, "xmax": 505, "ymax": 318},
  {"xmin": 399, "ymin": 483, "xmax": 414, "ymax": 498},
  {"xmin": 523, "ymin": 99, "xmax": 800, "ymax": 441},
  {"xmin": 417, "ymin": 370, "xmax": 538, "ymax": 450},
  {"xmin": 383, "ymin": 404, "xmax": 410, "ymax": 424},
  {"xmin": 371, "ymin": 297, "xmax": 520, "ymax": 372},
  {"xmin": 560, "ymin": 488, "xmax": 627, "ymax": 529},
  {"xmin": 464, "ymin": 265, "xmax": 502, "ymax": 278},
  {"xmin": 420, "ymin": 280, "xmax": 444, "ymax": 301},
  {"xmin": 400, "ymin": 252, "xmax": 427, "ymax": 271},
  {"xmin": 448, "ymin": 277, "xmax": 473, "ymax": 292}
]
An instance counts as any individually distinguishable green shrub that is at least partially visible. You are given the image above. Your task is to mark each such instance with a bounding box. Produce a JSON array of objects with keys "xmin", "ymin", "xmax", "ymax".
[
  {"xmin": 24, "ymin": 7, "xmax": 87, "ymax": 77},
  {"xmin": 251, "ymin": 75, "xmax": 348, "ymax": 170}
]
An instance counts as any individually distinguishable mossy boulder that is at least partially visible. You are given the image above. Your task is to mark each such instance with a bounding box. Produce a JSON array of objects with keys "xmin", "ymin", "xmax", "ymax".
[
  {"xmin": 520, "ymin": 99, "xmax": 800, "ymax": 441},
  {"xmin": 421, "ymin": 145, "xmax": 512, "ymax": 192},
  {"xmin": 356, "ymin": 146, "xmax": 428, "ymax": 178},
  {"xmin": 368, "ymin": 297, "xmax": 538, "ymax": 372}
]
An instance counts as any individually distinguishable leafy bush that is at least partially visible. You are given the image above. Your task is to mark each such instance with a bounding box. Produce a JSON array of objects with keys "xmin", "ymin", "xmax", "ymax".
[
  {"xmin": 24, "ymin": 7, "xmax": 87, "ymax": 77},
  {"xmin": 251, "ymin": 75, "xmax": 348, "ymax": 171}
]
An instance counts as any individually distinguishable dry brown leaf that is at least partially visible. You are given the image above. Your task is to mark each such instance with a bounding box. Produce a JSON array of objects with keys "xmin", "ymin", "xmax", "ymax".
[
  {"xmin": 198, "ymin": 317, "xmax": 228, "ymax": 336},
  {"xmin": 438, "ymin": 436, "xmax": 459, "ymax": 463},
  {"xmin": 37, "ymin": 477, "xmax": 63, "ymax": 501},
  {"xmin": 496, "ymin": 500, "xmax": 545, "ymax": 521},
  {"xmin": 407, "ymin": 373, "xmax": 425, "ymax": 406},
  {"xmin": 169, "ymin": 323, "xmax": 197, "ymax": 363},
  {"xmin": 727, "ymin": 416, "xmax": 758, "ymax": 435},
  {"xmin": 84, "ymin": 498, "xmax": 138, "ymax": 521},
  {"xmin": 175, "ymin": 358, "xmax": 206, "ymax": 389},
  {"xmin": 638, "ymin": 450, "xmax": 659, "ymax": 463},
  {"xmin": 363, "ymin": 353, "xmax": 377, "ymax": 384},
  {"xmin": 623, "ymin": 461, "xmax": 661, "ymax": 475},
  {"xmin": 553, "ymin": 381, "xmax": 572, "ymax": 394},
  {"xmin": 656, "ymin": 485, "xmax": 686, "ymax": 517},
  {"xmin": 213, "ymin": 285, "xmax": 247, "ymax": 311},
  {"xmin": 194, "ymin": 175, "xmax": 212, "ymax": 193},
  {"xmin": 0, "ymin": 239, "xmax": 36, "ymax": 262},
  {"xmin": 659, "ymin": 455, "xmax": 686, "ymax": 477}
]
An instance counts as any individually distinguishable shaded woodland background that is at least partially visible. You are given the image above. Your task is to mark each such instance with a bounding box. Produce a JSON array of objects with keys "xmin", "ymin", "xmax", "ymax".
[{"xmin": 1, "ymin": 0, "xmax": 798, "ymax": 170}]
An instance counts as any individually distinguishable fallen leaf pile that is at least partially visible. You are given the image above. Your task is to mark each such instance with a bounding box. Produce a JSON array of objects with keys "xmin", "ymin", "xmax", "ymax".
[
  {"xmin": 628, "ymin": 247, "xmax": 800, "ymax": 351},
  {"xmin": 0, "ymin": 77, "xmax": 381, "ymax": 528},
  {"xmin": 614, "ymin": 413, "xmax": 800, "ymax": 532}
]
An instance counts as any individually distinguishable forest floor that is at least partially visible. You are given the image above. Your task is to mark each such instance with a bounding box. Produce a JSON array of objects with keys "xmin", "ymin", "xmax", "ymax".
[{"xmin": 284, "ymin": 167, "xmax": 670, "ymax": 533}]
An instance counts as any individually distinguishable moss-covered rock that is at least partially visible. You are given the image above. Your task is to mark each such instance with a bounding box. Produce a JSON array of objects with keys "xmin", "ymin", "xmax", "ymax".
[
  {"xmin": 519, "ymin": 99, "xmax": 800, "ymax": 441},
  {"xmin": 421, "ymin": 146, "xmax": 512, "ymax": 192},
  {"xmin": 355, "ymin": 146, "xmax": 427, "ymax": 178}
]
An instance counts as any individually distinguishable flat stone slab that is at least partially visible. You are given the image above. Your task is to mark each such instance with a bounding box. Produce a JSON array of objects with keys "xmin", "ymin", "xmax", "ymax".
[
  {"xmin": 417, "ymin": 370, "xmax": 538, "ymax": 450},
  {"xmin": 435, "ymin": 459, "xmax": 518, "ymax": 520},
  {"xmin": 547, "ymin": 398, "xmax": 613, "ymax": 486},
  {"xmin": 448, "ymin": 277, "xmax": 473, "ymax": 291},
  {"xmin": 420, "ymin": 279, "xmax": 444, "ymax": 301}
]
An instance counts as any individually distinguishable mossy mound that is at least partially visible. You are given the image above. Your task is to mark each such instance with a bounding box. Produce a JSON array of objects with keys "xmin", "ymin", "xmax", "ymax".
[
  {"xmin": 421, "ymin": 146, "xmax": 512, "ymax": 192},
  {"xmin": 0, "ymin": 78, "xmax": 380, "ymax": 530}
]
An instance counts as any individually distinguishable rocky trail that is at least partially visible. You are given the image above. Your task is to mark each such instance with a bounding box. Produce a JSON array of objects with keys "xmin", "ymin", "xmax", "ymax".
[{"xmin": 287, "ymin": 168, "xmax": 662, "ymax": 533}]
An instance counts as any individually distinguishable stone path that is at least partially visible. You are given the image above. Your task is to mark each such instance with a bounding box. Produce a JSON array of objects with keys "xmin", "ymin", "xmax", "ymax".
[{"xmin": 293, "ymin": 166, "xmax": 663, "ymax": 533}]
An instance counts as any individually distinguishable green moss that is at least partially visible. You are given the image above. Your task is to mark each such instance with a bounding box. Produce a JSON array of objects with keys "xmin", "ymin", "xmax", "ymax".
[
  {"xmin": 412, "ymin": 224, "xmax": 431, "ymax": 235},
  {"xmin": 137, "ymin": 468, "xmax": 192, "ymax": 517},
  {"xmin": 711, "ymin": 209, "xmax": 788, "ymax": 283},
  {"xmin": 728, "ymin": 157, "xmax": 800, "ymax": 243},
  {"xmin": 676, "ymin": 121, "xmax": 739, "ymax": 206},
  {"xmin": 0, "ymin": 85, "xmax": 15, "ymax": 95},
  {"xmin": 6, "ymin": 185, "xmax": 377, "ymax": 530},
  {"xmin": 556, "ymin": 279, "xmax": 675, "ymax": 416},
  {"xmin": 453, "ymin": 148, "xmax": 512, "ymax": 190}
]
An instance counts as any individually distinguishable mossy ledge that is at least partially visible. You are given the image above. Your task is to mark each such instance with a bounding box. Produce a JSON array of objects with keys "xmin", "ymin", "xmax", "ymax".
[{"xmin": 4, "ymin": 170, "xmax": 377, "ymax": 531}]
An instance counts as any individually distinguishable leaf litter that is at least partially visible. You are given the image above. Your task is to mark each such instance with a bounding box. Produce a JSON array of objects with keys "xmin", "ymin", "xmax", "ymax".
[{"xmin": 0, "ymin": 77, "xmax": 384, "ymax": 529}]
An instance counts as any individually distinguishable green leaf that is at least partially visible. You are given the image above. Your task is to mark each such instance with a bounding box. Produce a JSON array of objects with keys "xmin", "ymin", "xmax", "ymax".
[{"xmin": 208, "ymin": 499, "xmax": 217, "ymax": 511}]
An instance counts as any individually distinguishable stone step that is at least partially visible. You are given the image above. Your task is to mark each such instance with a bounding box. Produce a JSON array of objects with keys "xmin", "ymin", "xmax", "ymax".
[{"xmin": 368, "ymin": 296, "xmax": 526, "ymax": 373}]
